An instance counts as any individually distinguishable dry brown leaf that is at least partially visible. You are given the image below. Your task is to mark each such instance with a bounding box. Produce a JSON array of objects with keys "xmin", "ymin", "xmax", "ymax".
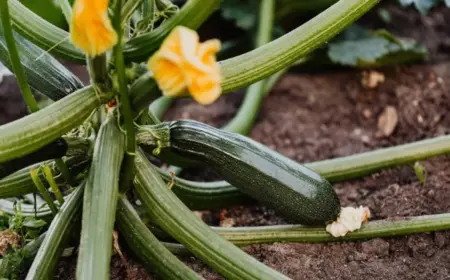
[
  {"xmin": 0, "ymin": 230, "xmax": 20, "ymax": 256},
  {"xmin": 377, "ymin": 106, "xmax": 398, "ymax": 137}
]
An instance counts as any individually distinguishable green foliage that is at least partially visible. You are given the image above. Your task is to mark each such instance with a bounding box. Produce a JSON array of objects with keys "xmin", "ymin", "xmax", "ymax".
[
  {"xmin": 398, "ymin": 0, "xmax": 449, "ymax": 14},
  {"xmin": 328, "ymin": 26, "xmax": 427, "ymax": 67}
]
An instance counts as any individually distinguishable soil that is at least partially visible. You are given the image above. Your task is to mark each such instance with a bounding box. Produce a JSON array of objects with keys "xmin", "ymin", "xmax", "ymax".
[{"xmin": 1, "ymin": 2, "xmax": 450, "ymax": 280}]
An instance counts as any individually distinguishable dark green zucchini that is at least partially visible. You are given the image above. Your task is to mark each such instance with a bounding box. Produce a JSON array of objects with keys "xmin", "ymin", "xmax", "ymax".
[
  {"xmin": 166, "ymin": 120, "xmax": 340, "ymax": 225},
  {"xmin": 0, "ymin": 26, "xmax": 84, "ymax": 101},
  {"xmin": 0, "ymin": 138, "xmax": 67, "ymax": 179}
]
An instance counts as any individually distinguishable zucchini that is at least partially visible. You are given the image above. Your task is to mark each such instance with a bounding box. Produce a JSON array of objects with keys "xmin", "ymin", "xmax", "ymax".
[
  {"xmin": 0, "ymin": 27, "xmax": 84, "ymax": 101},
  {"xmin": 145, "ymin": 120, "xmax": 340, "ymax": 225}
]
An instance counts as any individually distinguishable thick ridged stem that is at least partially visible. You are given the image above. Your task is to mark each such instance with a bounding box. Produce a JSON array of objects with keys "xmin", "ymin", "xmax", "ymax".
[
  {"xmin": 134, "ymin": 150, "xmax": 290, "ymax": 280},
  {"xmin": 76, "ymin": 116, "xmax": 125, "ymax": 280}
]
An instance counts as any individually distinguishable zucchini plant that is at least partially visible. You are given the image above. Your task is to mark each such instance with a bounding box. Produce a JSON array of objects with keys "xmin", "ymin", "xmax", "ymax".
[{"xmin": 2, "ymin": 0, "xmax": 450, "ymax": 279}]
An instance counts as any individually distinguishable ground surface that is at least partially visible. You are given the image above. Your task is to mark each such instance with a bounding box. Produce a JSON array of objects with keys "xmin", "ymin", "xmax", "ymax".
[{"xmin": 1, "ymin": 2, "xmax": 450, "ymax": 280}]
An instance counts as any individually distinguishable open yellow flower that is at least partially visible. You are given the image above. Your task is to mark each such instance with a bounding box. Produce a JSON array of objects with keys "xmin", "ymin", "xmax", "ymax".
[
  {"xmin": 148, "ymin": 26, "xmax": 221, "ymax": 105},
  {"xmin": 70, "ymin": 0, "xmax": 117, "ymax": 56}
]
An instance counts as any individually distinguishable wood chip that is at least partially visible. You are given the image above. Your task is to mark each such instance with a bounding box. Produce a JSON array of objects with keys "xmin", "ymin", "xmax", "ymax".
[
  {"xmin": 361, "ymin": 70, "xmax": 385, "ymax": 88},
  {"xmin": 377, "ymin": 106, "xmax": 398, "ymax": 137}
]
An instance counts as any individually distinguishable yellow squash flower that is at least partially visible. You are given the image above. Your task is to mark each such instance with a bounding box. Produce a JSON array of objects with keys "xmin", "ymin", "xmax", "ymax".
[
  {"xmin": 148, "ymin": 26, "xmax": 221, "ymax": 105},
  {"xmin": 70, "ymin": 0, "xmax": 117, "ymax": 56}
]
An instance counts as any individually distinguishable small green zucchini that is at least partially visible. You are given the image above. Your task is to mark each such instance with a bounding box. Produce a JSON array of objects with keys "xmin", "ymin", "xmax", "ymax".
[
  {"xmin": 0, "ymin": 27, "xmax": 84, "ymax": 101},
  {"xmin": 161, "ymin": 120, "xmax": 340, "ymax": 225}
]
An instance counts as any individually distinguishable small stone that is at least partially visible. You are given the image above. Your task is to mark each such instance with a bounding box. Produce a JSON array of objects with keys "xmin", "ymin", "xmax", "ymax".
[
  {"xmin": 363, "ymin": 109, "xmax": 372, "ymax": 119},
  {"xmin": 361, "ymin": 238, "xmax": 390, "ymax": 257},
  {"xmin": 220, "ymin": 218, "xmax": 235, "ymax": 228}
]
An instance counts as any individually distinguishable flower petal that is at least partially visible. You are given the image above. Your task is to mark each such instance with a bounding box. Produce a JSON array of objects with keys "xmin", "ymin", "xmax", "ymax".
[
  {"xmin": 70, "ymin": 0, "xmax": 117, "ymax": 56},
  {"xmin": 148, "ymin": 54, "xmax": 187, "ymax": 97}
]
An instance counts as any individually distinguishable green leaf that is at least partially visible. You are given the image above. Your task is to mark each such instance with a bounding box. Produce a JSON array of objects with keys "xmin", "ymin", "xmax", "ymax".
[
  {"xmin": 22, "ymin": 217, "xmax": 47, "ymax": 228},
  {"xmin": 328, "ymin": 29, "xmax": 427, "ymax": 67}
]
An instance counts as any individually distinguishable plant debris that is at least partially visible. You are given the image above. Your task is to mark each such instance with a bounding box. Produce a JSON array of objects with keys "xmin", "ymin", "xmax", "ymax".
[{"xmin": 377, "ymin": 106, "xmax": 399, "ymax": 138}]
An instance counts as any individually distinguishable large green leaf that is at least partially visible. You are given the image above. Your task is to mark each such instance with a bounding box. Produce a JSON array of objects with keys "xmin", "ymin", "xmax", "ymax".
[{"xmin": 328, "ymin": 28, "xmax": 427, "ymax": 67}]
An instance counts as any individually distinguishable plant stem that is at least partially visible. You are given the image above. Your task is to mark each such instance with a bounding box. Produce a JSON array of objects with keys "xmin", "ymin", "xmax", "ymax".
[
  {"xmin": 29, "ymin": 168, "xmax": 58, "ymax": 215},
  {"xmin": 54, "ymin": 158, "xmax": 76, "ymax": 187},
  {"xmin": 134, "ymin": 149, "xmax": 290, "ymax": 280},
  {"xmin": 42, "ymin": 165, "xmax": 65, "ymax": 205},
  {"xmin": 55, "ymin": 0, "xmax": 73, "ymax": 24},
  {"xmin": 121, "ymin": 0, "xmax": 143, "ymax": 24},
  {"xmin": 114, "ymin": 0, "xmax": 136, "ymax": 193},
  {"xmin": 0, "ymin": 86, "xmax": 104, "ymax": 164},
  {"xmin": 25, "ymin": 186, "xmax": 83, "ymax": 280},
  {"xmin": 0, "ymin": 0, "xmax": 39, "ymax": 113},
  {"xmin": 116, "ymin": 196, "xmax": 203, "ymax": 279},
  {"xmin": 223, "ymin": 0, "xmax": 275, "ymax": 135},
  {"xmin": 211, "ymin": 213, "xmax": 450, "ymax": 246},
  {"xmin": 87, "ymin": 55, "xmax": 110, "ymax": 94},
  {"xmin": 77, "ymin": 115, "xmax": 125, "ymax": 280}
]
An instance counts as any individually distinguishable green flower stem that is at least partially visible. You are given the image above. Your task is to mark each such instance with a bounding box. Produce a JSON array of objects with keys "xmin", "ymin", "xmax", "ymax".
[
  {"xmin": 116, "ymin": 196, "xmax": 203, "ymax": 279},
  {"xmin": 42, "ymin": 165, "xmax": 65, "ymax": 205},
  {"xmin": 130, "ymin": 0, "xmax": 379, "ymax": 113},
  {"xmin": 55, "ymin": 0, "xmax": 73, "ymax": 24},
  {"xmin": 134, "ymin": 149, "xmax": 290, "ymax": 280},
  {"xmin": 223, "ymin": 0, "xmax": 275, "ymax": 135},
  {"xmin": 87, "ymin": 55, "xmax": 110, "ymax": 94},
  {"xmin": 0, "ymin": 0, "xmax": 39, "ymax": 113},
  {"xmin": 25, "ymin": 186, "xmax": 84, "ymax": 280},
  {"xmin": 0, "ymin": 86, "xmax": 105, "ymax": 164},
  {"xmin": 29, "ymin": 168, "xmax": 58, "ymax": 215},
  {"xmin": 124, "ymin": 0, "xmax": 220, "ymax": 62},
  {"xmin": 114, "ymin": 0, "xmax": 136, "ymax": 193},
  {"xmin": 76, "ymin": 115, "xmax": 125, "ymax": 280},
  {"xmin": 140, "ymin": 128, "xmax": 450, "ymax": 210}
]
